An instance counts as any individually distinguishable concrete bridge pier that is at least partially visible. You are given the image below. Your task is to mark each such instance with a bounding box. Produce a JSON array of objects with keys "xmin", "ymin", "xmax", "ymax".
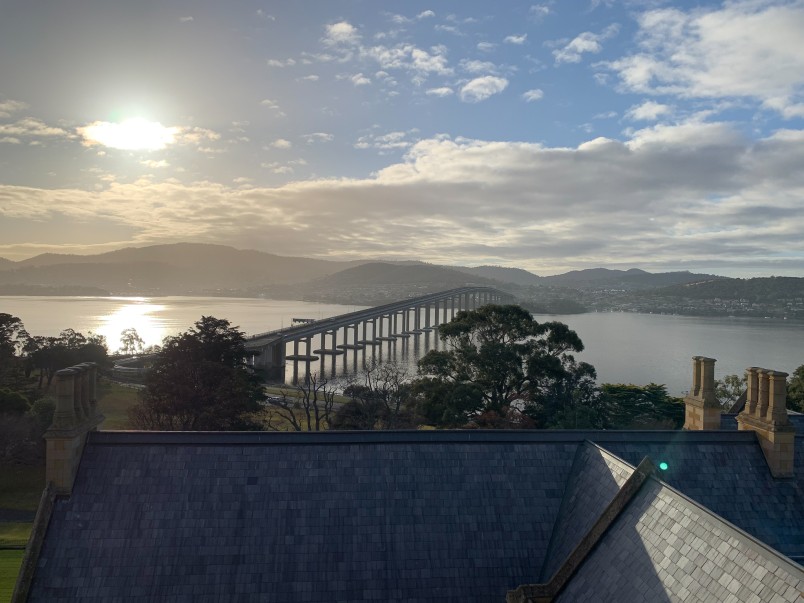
[{"xmin": 255, "ymin": 339, "xmax": 285, "ymax": 382}]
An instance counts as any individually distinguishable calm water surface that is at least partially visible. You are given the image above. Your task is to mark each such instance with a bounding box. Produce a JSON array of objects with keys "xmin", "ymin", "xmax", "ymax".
[{"xmin": 2, "ymin": 296, "xmax": 802, "ymax": 396}]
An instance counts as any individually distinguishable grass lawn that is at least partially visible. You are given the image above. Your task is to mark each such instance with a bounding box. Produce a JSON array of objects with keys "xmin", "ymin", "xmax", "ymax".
[
  {"xmin": 0, "ymin": 465, "xmax": 44, "ymax": 515},
  {"xmin": 0, "ymin": 549, "xmax": 24, "ymax": 603},
  {"xmin": 0, "ymin": 524, "xmax": 31, "ymax": 548},
  {"xmin": 96, "ymin": 378, "xmax": 140, "ymax": 429}
]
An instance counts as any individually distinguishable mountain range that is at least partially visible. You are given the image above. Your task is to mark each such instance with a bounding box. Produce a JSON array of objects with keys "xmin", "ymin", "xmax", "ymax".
[{"xmin": 0, "ymin": 242, "xmax": 743, "ymax": 298}]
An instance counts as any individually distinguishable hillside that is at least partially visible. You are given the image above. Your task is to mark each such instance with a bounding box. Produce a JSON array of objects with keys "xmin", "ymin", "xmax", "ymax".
[
  {"xmin": 312, "ymin": 263, "xmax": 497, "ymax": 287},
  {"xmin": 541, "ymin": 268, "xmax": 722, "ymax": 290},
  {"xmin": 0, "ymin": 243, "xmax": 363, "ymax": 294},
  {"xmin": 655, "ymin": 276, "xmax": 804, "ymax": 300},
  {"xmin": 452, "ymin": 265, "xmax": 541, "ymax": 286},
  {"xmin": 0, "ymin": 257, "xmax": 14, "ymax": 271}
]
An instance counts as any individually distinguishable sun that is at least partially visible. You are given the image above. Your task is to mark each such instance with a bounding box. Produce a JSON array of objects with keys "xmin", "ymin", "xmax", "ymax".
[{"xmin": 79, "ymin": 117, "xmax": 179, "ymax": 151}]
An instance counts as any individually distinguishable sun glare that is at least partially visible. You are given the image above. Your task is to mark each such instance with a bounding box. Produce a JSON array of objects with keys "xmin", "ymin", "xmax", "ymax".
[
  {"xmin": 98, "ymin": 301, "xmax": 167, "ymax": 351},
  {"xmin": 79, "ymin": 117, "xmax": 178, "ymax": 151}
]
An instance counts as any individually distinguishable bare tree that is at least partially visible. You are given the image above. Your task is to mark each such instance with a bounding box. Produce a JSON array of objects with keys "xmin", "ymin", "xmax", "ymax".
[
  {"xmin": 332, "ymin": 360, "xmax": 417, "ymax": 430},
  {"xmin": 265, "ymin": 372, "xmax": 336, "ymax": 431}
]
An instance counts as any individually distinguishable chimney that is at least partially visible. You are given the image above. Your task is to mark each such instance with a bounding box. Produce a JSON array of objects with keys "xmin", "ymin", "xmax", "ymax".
[
  {"xmin": 737, "ymin": 367, "xmax": 795, "ymax": 478},
  {"xmin": 44, "ymin": 363, "xmax": 104, "ymax": 495},
  {"xmin": 683, "ymin": 356, "xmax": 721, "ymax": 430}
]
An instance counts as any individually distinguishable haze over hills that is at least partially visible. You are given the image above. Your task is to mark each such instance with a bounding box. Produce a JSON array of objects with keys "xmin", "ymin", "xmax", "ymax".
[{"xmin": 0, "ymin": 243, "xmax": 800, "ymax": 319}]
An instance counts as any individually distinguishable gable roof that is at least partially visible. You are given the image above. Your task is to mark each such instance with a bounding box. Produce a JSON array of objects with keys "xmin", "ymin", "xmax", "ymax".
[{"xmin": 26, "ymin": 430, "xmax": 804, "ymax": 602}]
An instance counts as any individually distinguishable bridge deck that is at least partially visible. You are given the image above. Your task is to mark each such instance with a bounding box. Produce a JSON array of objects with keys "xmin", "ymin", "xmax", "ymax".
[{"xmin": 245, "ymin": 286, "xmax": 509, "ymax": 347}]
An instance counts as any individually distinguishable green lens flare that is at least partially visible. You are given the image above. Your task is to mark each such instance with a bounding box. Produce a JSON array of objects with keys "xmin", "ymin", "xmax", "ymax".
[{"xmin": 659, "ymin": 462, "xmax": 669, "ymax": 471}]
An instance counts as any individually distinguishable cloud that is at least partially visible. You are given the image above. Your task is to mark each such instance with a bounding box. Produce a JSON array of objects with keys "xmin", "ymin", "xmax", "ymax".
[
  {"xmin": 266, "ymin": 58, "xmax": 297, "ymax": 68},
  {"xmin": 418, "ymin": 10, "xmax": 435, "ymax": 19},
  {"xmin": 179, "ymin": 16, "xmax": 193, "ymax": 23},
  {"xmin": 299, "ymin": 75, "xmax": 320, "ymax": 82},
  {"xmin": 477, "ymin": 42, "xmax": 497, "ymax": 52},
  {"xmin": 302, "ymin": 132, "xmax": 334, "ymax": 144},
  {"xmin": 460, "ymin": 76, "xmax": 509, "ymax": 102},
  {"xmin": 426, "ymin": 87, "xmax": 454, "ymax": 97},
  {"xmin": 553, "ymin": 24, "xmax": 619, "ymax": 64},
  {"xmin": 606, "ymin": 2, "xmax": 804, "ymax": 117},
  {"xmin": 141, "ymin": 159, "xmax": 169, "ymax": 168},
  {"xmin": 460, "ymin": 59, "xmax": 500, "ymax": 75},
  {"xmin": 350, "ymin": 73, "xmax": 371, "ymax": 86},
  {"xmin": 504, "ymin": 34, "xmax": 528, "ymax": 45},
  {"xmin": 256, "ymin": 10, "xmax": 275, "ymax": 20},
  {"xmin": 323, "ymin": 21, "xmax": 361, "ymax": 46},
  {"xmin": 0, "ymin": 99, "xmax": 27, "ymax": 118},
  {"xmin": 626, "ymin": 100, "xmax": 673, "ymax": 121},
  {"xmin": 530, "ymin": 5, "xmax": 551, "ymax": 21},
  {"xmin": 522, "ymin": 89, "xmax": 544, "ymax": 102},
  {"xmin": 0, "ymin": 137, "xmax": 21, "ymax": 144},
  {"xmin": 270, "ymin": 139, "xmax": 292, "ymax": 149},
  {"xmin": 4, "ymin": 126, "xmax": 804, "ymax": 274},
  {"xmin": 0, "ymin": 117, "xmax": 73, "ymax": 139},
  {"xmin": 355, "ymin": 130, "xmax": 419, "ymax": 152}
]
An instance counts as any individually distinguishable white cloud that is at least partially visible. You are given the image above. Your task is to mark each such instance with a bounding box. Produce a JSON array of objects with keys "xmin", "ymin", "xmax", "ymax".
[
  {"xmin": 179, "ymin": 16, "xmax": 193, "ymax": 23},
  {"xmin": 299, "ymin": 75, "xmax": 320, "ymax": 82},
  {"xmin": 530, "ymin": 5, "xmax": 551, "ymax": 21},
  {"xmin": 460, "ymin": 59, "xmax": 500, "ymax": 75},
  {"xmin": 607, "ymin": 2, "xmax": 804, "ymax": 117},
  {"xmin": 0, "ymin": 99, "xmax": 27, "ymax": 118},
  {"xmin": 5, "ymin": 126, "xmax": 804, "ymax": 273},
  {"xmin": 323, "ymin": 21, "xmax": 360, "ymax": 46},
  {"xmin": 553, "ymin": 24, "xmax": 619, "ymax": 64},
  {"xmin": 626, "ymin": 100, "xmax": 673, "ymax": 121},
  {"xmin": 418, "ymin": 10, "xmax": 435, "ymax": 19},
  {"xmin": 426, "ymin": 87, "xmax": 454, "ymax": 97},
  {"xmin": 522, "ymin": 89, "xmax": 544, "ymax": 102},
  {"xmin": 270, "ymin": 138, "xmax": 292, "ymax": 149},
  {"xmin": 0, "ymin": 117, "xmax": 72, "ymax": 139},
  {"xmin": 0, "ymin": 137, "xmax": 21, "ymax": 144},
  {"xmin": 504, "ymin": 34, "xmax": 528, "ymax": 45},
  {"xmin": 256, "ymin": 10, "xmax": 275, "ymax": 20},
  {"xmin": 260, "ymin": 99, "xmax": 280, "ymax": 109},
  {"xmin": 141, "ymin": 159, "xmax": 169, "ymax": 168},
  {"xmin": 302, "ymin": 132, "xmax": 334, "ymax": 144},
  {"xmin": 355, "ymin": 130, "xmax": 419, "ymax": 152},
  {"xmin": 477, "ymin": 42, "xmax": 497, "ymax": 52},
  {"xmin": 266, "ymin": 58, "xmax": 297, "ymax": 68},
  {"xmin": 460, "ymin": 76, "xmax": 509, "ymax": 102},
  {"xmin": 351, "ymin": 73, "xmax": 371, "ymax": 86}
]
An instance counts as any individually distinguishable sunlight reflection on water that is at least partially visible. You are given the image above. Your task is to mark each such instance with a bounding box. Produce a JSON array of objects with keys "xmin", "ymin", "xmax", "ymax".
[{"xmin": 96, "ymin": 299, "xmax": 167, "ymax": 349}]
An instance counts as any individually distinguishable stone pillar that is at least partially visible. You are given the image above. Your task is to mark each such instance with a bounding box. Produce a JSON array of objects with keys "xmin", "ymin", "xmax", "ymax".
[
  {"xmin": 683, "ymin": 356, "xmax": 721, "ymax": 430},
  {"xmin": 745, "ymin": 367, "xmax": 760, "ymax": 415},
  {"xmin": 44, "ymin": 364, "xmax": 104, "ymax": 495},
  {"xmin": 737, "ymin": 367, "xmax": 795, "ymax": 478}
]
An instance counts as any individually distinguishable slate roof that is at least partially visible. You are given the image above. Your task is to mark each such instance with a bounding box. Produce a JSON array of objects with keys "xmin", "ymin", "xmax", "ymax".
[
  {"xmin": 27, "ymin": 431, "xmax": 804, "ymax": 602},
  {"xmin": 555, "ymin": 478, "xmax": 804, "ymax": 602},
  {"xmin": 720, "ymin": 412, "xmax": 804, "ymax": 435}
]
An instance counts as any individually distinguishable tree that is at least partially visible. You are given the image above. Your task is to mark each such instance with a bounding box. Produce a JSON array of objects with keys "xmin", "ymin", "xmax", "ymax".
[
  {"xmin": 129, "ymin": 316, "xmax": 265, "ymax": 430},
  {"xmin": 715, "ymin": 374, "xmax": 746, "ymax": 409},
  {"xmin": 265, "ymin": 372, "xmax": 336, "ymax": 431},
  {"xmin": 331, "ymin": 360, "xmax": 418, "ymax": 430},
  {"xmin": 788, "ymin": 365, "xmax": 804, "ymax": 413},
  {"xmin": 119, "ymin": 328, "xmax": 145, "ymax": 355},
  {"xmin": 598, "ymin": 383, "xmax": 685, "ymax": 429},
  {"xmin": 414, "ymin": 304, "xmax": 595, "ymax": 428}
]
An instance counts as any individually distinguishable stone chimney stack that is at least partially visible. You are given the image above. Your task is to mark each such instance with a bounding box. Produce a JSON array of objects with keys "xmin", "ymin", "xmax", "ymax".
[
  {"xmin": 44, "ymin": 363, "xmax": 104, "ymax": 495},
  {"xmin": 683, "ymin": 356, "xmax": 721, "ymax": 430},
  {"xmin": 737, "ymin": 367, "xmax": 795, "ymax": 478}
]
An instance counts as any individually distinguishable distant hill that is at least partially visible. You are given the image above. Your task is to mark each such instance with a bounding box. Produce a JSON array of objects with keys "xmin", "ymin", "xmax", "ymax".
[
  {"xmin": 0, "ymin": 243, "xmax": 365, "ymax": 294},
  {"xmin": 451, "ymin": 265, "xmax": 542, "ymax": 286},
  {"xmin": 0, "ymin": 257, "xmax": 14, "ymax": 271},
  {"xmin": 655, "ymin": 276, "xmax": 804, "ymax": 300},
  {"xmin": 541, "ymin": 268, "xmax": 722, "ymax": 290},
  {"xmin": 313, "ymin": 262, "xmax": 498, "ymax": 288}
]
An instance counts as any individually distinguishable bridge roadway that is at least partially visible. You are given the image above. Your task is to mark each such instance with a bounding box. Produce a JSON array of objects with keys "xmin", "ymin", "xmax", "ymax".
[{"xmin": 245, "ymin": 286, "xmax": 511, "ymax": 381}]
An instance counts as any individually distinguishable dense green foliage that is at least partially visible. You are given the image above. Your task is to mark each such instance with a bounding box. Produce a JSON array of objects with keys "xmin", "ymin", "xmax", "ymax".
[
  {"xmin": 598, "ymin": 383, "xmax": 684, "ymax": 429},
  {"xmin": 130, "ymin": 316, "xmax": 265, "ymax": 430},
  {"xmin": 414, "ymin": 305, "xmax": 597, "ymax": 428},
  {"xmin": 788, "ymin": 365, "xmax": 804, "ymax": 413}
]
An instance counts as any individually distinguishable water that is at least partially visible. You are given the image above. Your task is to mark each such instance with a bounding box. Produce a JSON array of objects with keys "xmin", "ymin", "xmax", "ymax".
[{"xmin": 2, "ymin": 296, "xmax": 802, "ymax": 395}]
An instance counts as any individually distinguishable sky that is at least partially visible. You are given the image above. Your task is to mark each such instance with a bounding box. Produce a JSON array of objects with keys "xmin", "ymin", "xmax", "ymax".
[{"xmin": 0, "ymin": 0, "xmax": 803, "ymax": 276}]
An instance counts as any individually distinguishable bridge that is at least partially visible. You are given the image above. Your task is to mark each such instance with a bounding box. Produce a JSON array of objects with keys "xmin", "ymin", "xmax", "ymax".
[{"xmin": 245, "ymin": 286, "xmax": 513, "ymax": 381}]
